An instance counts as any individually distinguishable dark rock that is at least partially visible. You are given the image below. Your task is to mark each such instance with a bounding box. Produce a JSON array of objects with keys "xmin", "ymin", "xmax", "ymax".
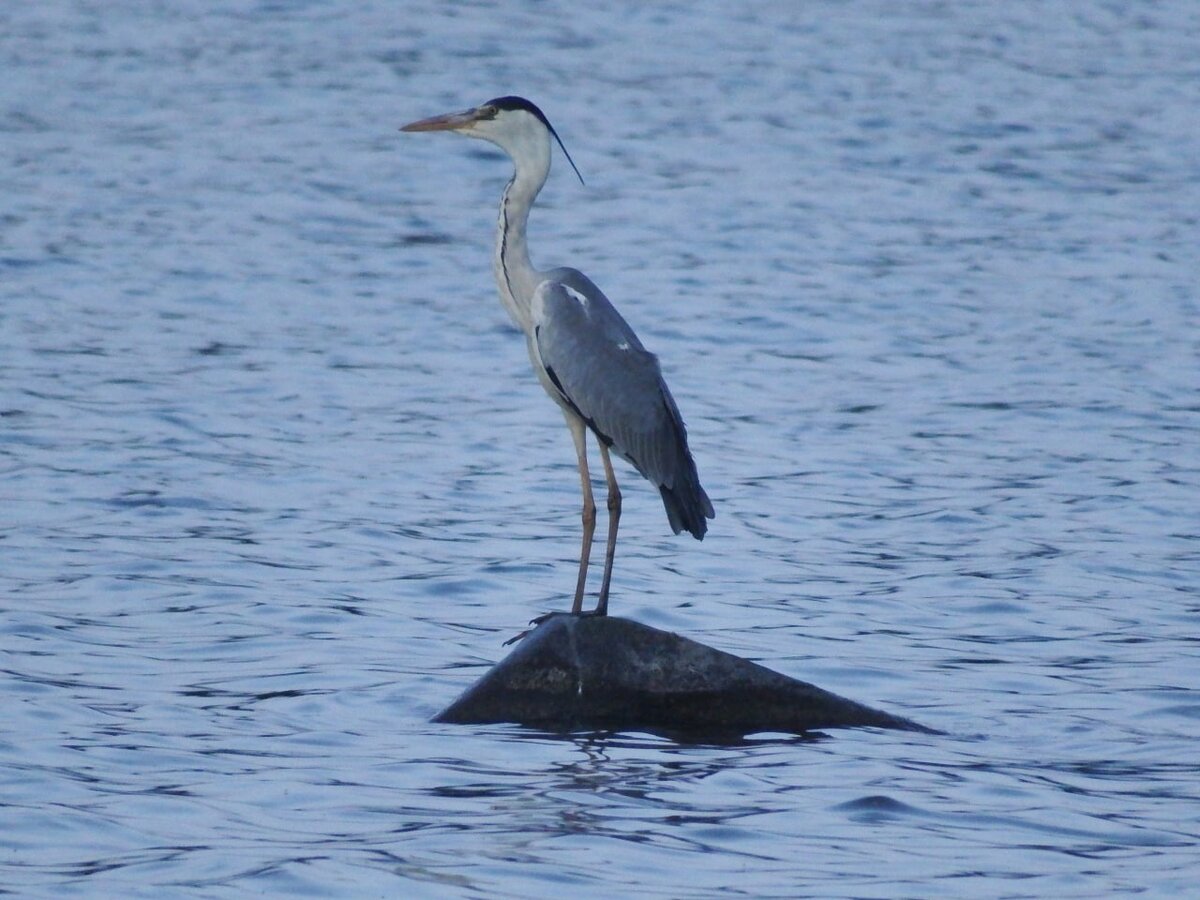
[{"xmin": 435, "ymin": 614, "xmax": 934, "ymax": 737}]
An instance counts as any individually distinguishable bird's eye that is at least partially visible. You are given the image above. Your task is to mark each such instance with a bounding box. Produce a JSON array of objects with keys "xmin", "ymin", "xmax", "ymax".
[{"xmin": 478, "ymin": 105, "xmax": 498, "ymax": 120}]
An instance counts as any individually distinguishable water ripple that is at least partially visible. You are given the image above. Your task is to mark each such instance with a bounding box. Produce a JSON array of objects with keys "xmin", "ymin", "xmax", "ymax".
[{"xmin": 3, "ymin": 0, "xmax": 1199, "ymax": 896}]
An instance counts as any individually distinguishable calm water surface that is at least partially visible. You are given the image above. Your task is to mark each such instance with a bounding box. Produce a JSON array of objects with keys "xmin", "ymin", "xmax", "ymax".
[{"xmin": 3, "ymin": 1, "xmax": 1198, "ymax": 896}]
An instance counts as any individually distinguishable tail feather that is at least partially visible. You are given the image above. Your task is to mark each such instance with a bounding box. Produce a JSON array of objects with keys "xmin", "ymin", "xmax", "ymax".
[{"xmin": 659, "ymin": 452, "xmax": 714, "ymax": 539}]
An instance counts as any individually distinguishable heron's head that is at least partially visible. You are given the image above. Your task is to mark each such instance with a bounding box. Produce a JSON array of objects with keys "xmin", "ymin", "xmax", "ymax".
[{"xmin": 401, "ymin": 96, "xmax": 583, "ymax": 184}]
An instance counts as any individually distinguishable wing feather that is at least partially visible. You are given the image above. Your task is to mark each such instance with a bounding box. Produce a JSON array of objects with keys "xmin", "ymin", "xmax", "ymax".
[
  {"xmin": 530, "ymin": 270, "xmax": 714, "ymax": 539},
  {"xmin": 532, "ymin": 276, "xmax": 679, "ymax": 485}
]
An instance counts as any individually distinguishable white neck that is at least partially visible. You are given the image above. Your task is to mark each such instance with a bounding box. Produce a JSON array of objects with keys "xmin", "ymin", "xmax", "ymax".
[{"xmin": 491, "ymin": 134, "xmax": 551, "ymax": 332}]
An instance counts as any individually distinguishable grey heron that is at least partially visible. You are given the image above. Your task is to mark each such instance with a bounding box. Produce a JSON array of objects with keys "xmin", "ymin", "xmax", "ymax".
[{"xmin": 402, "ymin": 96, "xmax": 713, "ymax": 617}]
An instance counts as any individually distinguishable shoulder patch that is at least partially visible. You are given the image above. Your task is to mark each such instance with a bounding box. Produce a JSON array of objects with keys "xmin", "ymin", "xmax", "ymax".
[{"xmin": 563, "ymin": 284, "xmax": 590, "ymax": 310}]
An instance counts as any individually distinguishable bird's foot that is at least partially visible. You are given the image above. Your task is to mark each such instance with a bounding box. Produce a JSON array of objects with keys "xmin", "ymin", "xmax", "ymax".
[
  {"xmin": 502, "ymin": 629, "xmax": 530, "ymax": 646},
  {"xmin": 501, "ymin": 607, "xmax": 606, "ymax": 645},
  {"xmin": 502, "ymin": 612, "xmax": 559, "ymax": 645}
]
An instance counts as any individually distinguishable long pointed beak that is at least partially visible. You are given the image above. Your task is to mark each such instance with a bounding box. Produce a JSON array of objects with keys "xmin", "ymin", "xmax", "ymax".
[{"xmin": 400, "ymin": 108, "xmax": 480, "ymax": 133}]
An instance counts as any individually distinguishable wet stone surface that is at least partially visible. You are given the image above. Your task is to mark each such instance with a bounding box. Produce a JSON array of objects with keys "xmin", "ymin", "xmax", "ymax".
[{"xmin": 438, "ymin": 614, "xmax": 932, "ymax": 735}]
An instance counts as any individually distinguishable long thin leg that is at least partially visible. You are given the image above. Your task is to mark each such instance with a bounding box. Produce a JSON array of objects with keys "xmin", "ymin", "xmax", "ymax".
[
  {"xmin": 566, "ymin": 415, "xmax": 595, "ymax": 615},
  {"xmin": 594, "ymin": 441, "xmax": 622, "ymax": 617}
]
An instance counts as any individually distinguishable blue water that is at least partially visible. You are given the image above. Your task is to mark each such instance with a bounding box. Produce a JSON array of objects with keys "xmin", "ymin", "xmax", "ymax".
[{"xmin": 3, "ymin": 1, "xmax": 1198, "ymax": 896}]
